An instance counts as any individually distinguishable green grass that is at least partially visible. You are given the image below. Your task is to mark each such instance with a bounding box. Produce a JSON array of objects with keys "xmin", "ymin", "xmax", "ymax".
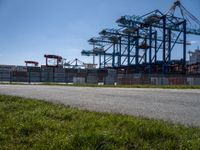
[
  {"xmin": 0, "ymin": 95, "xmax": 200, "ymax": 150},
  {"xmin": 42, "ymin": 83, "xmax": 200, "ymax": 89},
  {"xmin": 2, "ymin": 82, "xmax": 200, "ymax": 89}
]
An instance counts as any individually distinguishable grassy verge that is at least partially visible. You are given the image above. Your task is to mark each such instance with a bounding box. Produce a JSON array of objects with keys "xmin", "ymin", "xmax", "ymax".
[
  {"xmin": 1, "ymin": 82, "xmax": 200, "ymax": 89},
  {"xmin": 0, "ymin": 95, "xmax": 200, "ymax": 149},
  {"xmin": 42, "ymin": 83, "xmax": 200, "ymax": 89}
]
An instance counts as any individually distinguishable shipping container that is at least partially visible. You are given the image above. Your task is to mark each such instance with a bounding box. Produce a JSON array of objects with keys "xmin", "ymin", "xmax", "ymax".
[
  {"xmin": 86, "ymin": 75, "xmax": 98, "ymax": 84},
  {"xmin": 73, "ymin": 77, "xmax": 85, "ymax": 84}
]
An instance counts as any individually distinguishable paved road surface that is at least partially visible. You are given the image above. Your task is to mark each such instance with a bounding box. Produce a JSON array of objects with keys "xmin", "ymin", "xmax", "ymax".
[{"xmin": 0, "ymin": 84, "xmax": 200, "ymax": 127}]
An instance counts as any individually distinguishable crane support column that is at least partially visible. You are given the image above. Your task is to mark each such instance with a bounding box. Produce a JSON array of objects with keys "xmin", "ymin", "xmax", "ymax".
[
  {"xmin": 149, "ymin": 26, "xmax": 152, "ymax": 73},
  {"xmin": 99, "ymin": 54, "xmax": 101, "ymax": 68},
  {"xmin": 144, "ymin": 38, "xmax": 147, "ymax": 64},
  {"xmin": 118, "ymin": 37, "xmax": 122, "ymax": 67},
  {"xmin": 135, "ymin": 30, "xmax": 139, "ymax": 66},
  {"xmin": 154, "ymin": 31, "xmax": 157, "ymax": 63},
  {"xmin": 183, "ymin": 20, "xmax": 187, "ymax": 72},
  {"xmin": 104, "ymin": 52, "xmax": 106, "ymax": 68},
  {"xmin": 168, "ymin": 29, "xmax": 172, "ymax": 62},
  {"xmin": 127, "ymin": 33, "xmax": 131, "ymax": 66},
  {"xmin": 112, "ymin": 44, "xmax": 116, "ymax": 67},
  {"xmin": 162, "ymin": 15, "xmax": 167, "ymax": 73}
]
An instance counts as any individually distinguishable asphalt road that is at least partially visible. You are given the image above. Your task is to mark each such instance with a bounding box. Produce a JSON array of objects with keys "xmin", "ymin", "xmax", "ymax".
[{"xmin": 0, "ymin": 84, "xmax": 200, "ymax": 127}]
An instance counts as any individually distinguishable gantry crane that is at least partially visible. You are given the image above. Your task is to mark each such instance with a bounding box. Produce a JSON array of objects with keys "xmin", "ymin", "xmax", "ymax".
[
  {"xmin": 25, "ymin": 61, "xmax": 39, "ymax": 67},
  {"xmin": 64, "ymin": 58, "xmax": 85, "ymax": 69},
  {"xmin": 44, "ymin": 54, "xmax": 63, "ymax": 67},
  {"xmin": 82, "ymin": 0, "xmax": 200, "ymax": 74}
]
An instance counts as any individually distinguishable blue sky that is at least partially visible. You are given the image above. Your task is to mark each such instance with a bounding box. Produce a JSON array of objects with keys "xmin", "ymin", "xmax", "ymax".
[{"xmin": 0, "ymin": 0, "xmax": 200, "ymax": 66}]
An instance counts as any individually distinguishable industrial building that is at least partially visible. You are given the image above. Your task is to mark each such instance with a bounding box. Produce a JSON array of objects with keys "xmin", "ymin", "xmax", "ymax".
[
  {"xmin": 189, "ymin": 48, "xmax": 200, "ymax": 64},
  {"xmin": 1, "ymin": 0, "xmax": 200, "ymax": 85}
]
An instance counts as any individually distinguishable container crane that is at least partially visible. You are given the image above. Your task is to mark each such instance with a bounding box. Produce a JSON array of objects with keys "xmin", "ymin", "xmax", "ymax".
[{"xmin": 82, "ymin": 0, "xmax": 200, "ymax": 74}]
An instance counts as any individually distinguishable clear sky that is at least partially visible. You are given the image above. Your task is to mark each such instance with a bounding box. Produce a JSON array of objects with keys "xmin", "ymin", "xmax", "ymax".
[{"xmin": 0, "ymin": 0, "xmax": 200, "ymax": 66}]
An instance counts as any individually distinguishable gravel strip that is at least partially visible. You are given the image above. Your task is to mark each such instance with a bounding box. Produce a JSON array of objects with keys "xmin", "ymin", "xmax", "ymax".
[{"xmin": 0, "ymin": 84, "xmax": 200, "ymax": 127}]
